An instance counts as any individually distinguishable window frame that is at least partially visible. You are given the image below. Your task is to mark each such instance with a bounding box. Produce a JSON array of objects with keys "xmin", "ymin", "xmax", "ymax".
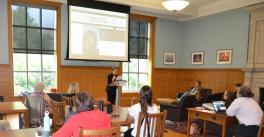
[
  {"xmin": 8, "ymin": 0, "xmax": 62, "ymax": 97},
  {"xmin": 122, "ymin": 14, "xmax": 156, "ymax": 93}
]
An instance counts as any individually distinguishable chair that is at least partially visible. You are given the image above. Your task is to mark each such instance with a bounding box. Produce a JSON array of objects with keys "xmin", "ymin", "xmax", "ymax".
[
  {"xmin": 0, "ymin": 96, "xmax": 4, "ymax": 120},
  {"xmin": 0, "ymin": 96, "xmax": 4, "ymax": 102},
  {"xmin": 61, "ymin": 95, "xmax": 74, "ymax": 107},
  {"xmin": 24, "ymin": 95, "xmax": 45, "ymax": 127},
  {"xmin": 258, "ymin": 112, "xmax": 264, "ymax": 137},
  {"xmin": 51, "ymin": 101, "xmax": 66, "ymax": 132},
  {"xmin": 136, "ymin": 111, "xmax": 167, "ymax": 137},
  {"xmin": 78, "ymin": 126, "xmax": 121, "ymax": 137},
  {"xmin": 160, "ymin": 95, "xmax": 195, "ymax": 122}
]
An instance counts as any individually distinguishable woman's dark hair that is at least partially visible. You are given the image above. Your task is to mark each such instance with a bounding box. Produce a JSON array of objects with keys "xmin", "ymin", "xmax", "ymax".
[
  {"xmin": 237, "ymin": 86, "xmax": 254, "ymax": 98},
  {"xmin": 235, "ymin": 83, "xmax": 242, "ymax": 87},
  {"xmin": 75, "ymin": 92, "xmax": 94, "ymax": 112},
  {"xmin": 224, "ymin": 90, "xmax": 236, "ymax": 101},
  {"xmin": 139, "ymin": 85, "xmax": 153, "ymax": 114}
]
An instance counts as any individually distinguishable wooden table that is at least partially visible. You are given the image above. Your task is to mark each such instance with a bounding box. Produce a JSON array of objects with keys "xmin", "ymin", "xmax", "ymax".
[
  {"xmin": 187, "ymin": 108, "xmax": 237, "ymax": 137},
  {"xmin": 0, "ymin": 101, "xmax": 29, "ymax": 128},
  {"xmin": 0, "ymin": 128, "xmax": 38, "ymax": 137}
]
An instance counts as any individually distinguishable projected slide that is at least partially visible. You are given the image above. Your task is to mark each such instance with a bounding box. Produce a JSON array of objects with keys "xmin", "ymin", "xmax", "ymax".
[{"xmin": 68, "ymin": 6, "xmax": 129, "ymax": 61}]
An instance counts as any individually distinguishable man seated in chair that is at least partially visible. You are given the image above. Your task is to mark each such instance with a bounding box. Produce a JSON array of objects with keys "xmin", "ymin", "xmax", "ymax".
[{"xmin": 177, "ymin": 80, "xmax": 207, "ymax": 101}]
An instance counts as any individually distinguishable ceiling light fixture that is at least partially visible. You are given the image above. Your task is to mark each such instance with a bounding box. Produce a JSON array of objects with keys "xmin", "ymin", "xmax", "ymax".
[{"xmin": 162, "ymin": 0, "xmax": 190, "ymax": 11}]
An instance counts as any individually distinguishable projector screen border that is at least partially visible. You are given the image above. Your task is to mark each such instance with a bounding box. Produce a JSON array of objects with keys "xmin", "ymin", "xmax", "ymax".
[
  {"xmin": 66, "ymin": 0, "xmax": 131, "ymax": 62},
  {"xmin": 64, "ymin": 57, "xmax": 131, "ymax": 63}
]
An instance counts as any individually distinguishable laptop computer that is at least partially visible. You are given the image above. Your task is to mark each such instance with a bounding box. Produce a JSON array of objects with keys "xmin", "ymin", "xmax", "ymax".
[{"xmin": 212, "ymin": 101, "xmax": 226, "ymax": 114}]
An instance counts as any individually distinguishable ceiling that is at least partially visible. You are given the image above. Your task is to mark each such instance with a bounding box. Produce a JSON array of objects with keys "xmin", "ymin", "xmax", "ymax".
[
  {"xmin": 56, "ymin": 0, "xmax": 264, "ymax": 21},
  {"xmin": 97, "ymin": 0, "xmax": 264, "ymax": 21}
]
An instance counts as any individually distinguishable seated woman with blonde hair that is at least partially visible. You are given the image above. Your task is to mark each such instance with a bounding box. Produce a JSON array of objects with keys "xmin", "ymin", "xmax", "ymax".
[
  {"xmin": 67, "ymin": 82, "xmax": 79, "ymax": 95},
  {"xmin": 53, "ymin": 92, "xmax": 111, "ymax": 137}
]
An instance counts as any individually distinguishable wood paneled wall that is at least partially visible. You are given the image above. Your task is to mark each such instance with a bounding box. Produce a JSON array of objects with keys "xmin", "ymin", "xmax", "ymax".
[
  {"xmin": 57, "ymin": 66, "xmax": 244, "ymax": 106},
  {"xmin": 58, "ymin": 66, "xmax": 112, "ymax": 98},
  {"xmin": 0, "ymin": 65, "xmax": 11, "ymax": 101},
  {"xmin": 152, "ymin": 68, "xmax": 244, "ymax": 99}
]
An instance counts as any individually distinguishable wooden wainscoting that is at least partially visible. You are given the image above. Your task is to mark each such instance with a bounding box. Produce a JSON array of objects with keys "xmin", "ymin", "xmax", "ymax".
[
  {"xmin": 58, "ymin": 66, "xmax": 112, "ymax": 98},
  {"xmin": 0, "ymin": 65, "xmax": 11, "ymax": 101},
  {"xmin": 152, "ymin": 68, "xmax": 245, "ymax": 99},
  {"xmin": 58, "ymin": 67, "xmax": 244, "ymax": 106}
]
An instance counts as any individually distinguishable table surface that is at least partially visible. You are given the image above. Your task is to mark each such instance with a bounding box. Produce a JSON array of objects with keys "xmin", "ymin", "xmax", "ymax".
[
  {"xmin": 187, "ymin": 107, "xmax": 228, "ymax": 117},
  {"xmin": 0, "ymin": 128, "xmax": 38, "ymax": 137},
  {"xmin": 0, "ymin": 101, "xmax": 28, "ymax": 114},
  {"xmin": 157, "ymin": 98, "xmax": 176, "ymax": 103}
]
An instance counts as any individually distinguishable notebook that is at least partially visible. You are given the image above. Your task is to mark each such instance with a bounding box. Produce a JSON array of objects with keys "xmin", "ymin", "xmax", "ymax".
[{"xmin": 212, "ymin": 101, "xmax": 226, "ymax": 114}]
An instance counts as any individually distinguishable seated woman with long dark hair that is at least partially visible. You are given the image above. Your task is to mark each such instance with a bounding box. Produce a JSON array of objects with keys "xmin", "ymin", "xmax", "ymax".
[
  {"xmin": 124, "ymin": 85, "xmax": 159, "ymax": 137},
  {"xmin": 52, "ymin": 92, "xmax": 111, "ymax": 137}
]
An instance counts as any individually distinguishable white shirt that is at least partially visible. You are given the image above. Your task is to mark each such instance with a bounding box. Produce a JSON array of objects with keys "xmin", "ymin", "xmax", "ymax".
[
  {"xmin": 129, "ymin": 103, "xmax": 159, "ymax": 137},
  {"xmin": 226, "ymin": 97, "xmax": 263, "ymax": 126}
]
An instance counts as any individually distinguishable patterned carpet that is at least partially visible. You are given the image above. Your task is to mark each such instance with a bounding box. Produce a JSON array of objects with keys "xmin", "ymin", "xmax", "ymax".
[{"xmin": 166, "ymin": 120, "xmax": 220, "ymax": 137}]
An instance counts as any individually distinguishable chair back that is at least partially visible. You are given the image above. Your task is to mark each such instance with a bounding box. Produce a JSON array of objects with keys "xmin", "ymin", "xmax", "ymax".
[
  {"xmin": 24, "ymin": 95, "xmax": 45, "ymax": 127},
  {"xmin": 51, "ymin": 101, "xmax": 66, "ymax": 131},
  {"xmin": 258, "ymin": 112, "xmax": 264, "ymax": 137},
  {"xmin": 61, "ymin": 95, "xmax": 74, "ymax": 107},
  {"xmin": 136, "ymin": 110, "xmax": 167, "ymax": 137},
  {"xmin": 78, "ymin": 126, "xmax": 120, "ymax": 137},
  {"xmin": 0, "ymin": 96, "xmax": 4, "ymax": 102}
]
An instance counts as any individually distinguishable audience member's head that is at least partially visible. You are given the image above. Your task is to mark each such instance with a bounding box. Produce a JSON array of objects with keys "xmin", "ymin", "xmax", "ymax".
[
  {"xmin": 237, "ymin": 86, "xmax": 254, "ymax": 98},
  {"xmin": 195, "ymin": 89, "xmax": 206, "ymax": 101},
  {"xmin": 75, "ymin": 92, "xmax": 94, "ymax": 113},
  {"xmin": 67, "ymin": 82, "xmax": 79, "ymax": 94},
  {"xmin": 139, "ymin": 85, "xmax": 153, "ymax": 113},
  {"xmin": 234, "ymin": 83, "xmax": 242, "ymax": 92},
  {"xmin": 112, "ymin": 67, "xmax": 118, "ymax": 75},
  {"xmin": 34, "ymin": 82, "xmax": 45, "ymax": 93},
  {"xmin": 194, "ymin": 80, "xmax": 201, "ymax": 89},
  {"xmin": 223, "ymin": 90, "xmax": 236, "ymax": 102}
]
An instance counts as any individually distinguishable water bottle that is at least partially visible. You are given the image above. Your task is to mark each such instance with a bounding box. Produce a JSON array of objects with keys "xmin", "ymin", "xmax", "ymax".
[
  {"xmin": 99, "ymin": 100, "xmax": 104, "ymax": 111},
  {"xmin": 43, "ymin": 111, "xmax": 50, "ymax": 131}
]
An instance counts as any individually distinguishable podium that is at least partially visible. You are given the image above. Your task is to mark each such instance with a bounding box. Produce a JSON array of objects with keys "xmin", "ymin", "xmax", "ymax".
[{"xmin": 108, "ymin": 79, "xmax": 127, "ymax": 105}]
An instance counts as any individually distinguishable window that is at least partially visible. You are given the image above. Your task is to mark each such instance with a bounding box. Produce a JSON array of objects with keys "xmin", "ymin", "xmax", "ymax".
[
  {"xmin": 122, "ymin": 19, "xmax": 150, "ymax": 92},
  {"xmin": 12, "ymin": 5, "xmax": 57, "ymax": 96}
]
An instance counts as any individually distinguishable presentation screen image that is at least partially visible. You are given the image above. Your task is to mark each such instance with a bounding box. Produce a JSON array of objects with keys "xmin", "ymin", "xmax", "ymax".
[{"xmin": 68, "ymin": 6, "xmax": 129, "ymax": 61}]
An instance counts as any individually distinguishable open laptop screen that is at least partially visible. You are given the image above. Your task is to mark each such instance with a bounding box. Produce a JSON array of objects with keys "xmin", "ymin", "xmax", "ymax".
[{"xmin": 212, "ymin": 101, "xmax": 226, "ymax": 112}]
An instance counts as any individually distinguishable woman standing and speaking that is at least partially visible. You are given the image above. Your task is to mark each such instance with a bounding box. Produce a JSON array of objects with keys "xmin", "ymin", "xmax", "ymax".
[{"xmin": 106, "ymin": 67, "xmax": 119, "ymax": 104}]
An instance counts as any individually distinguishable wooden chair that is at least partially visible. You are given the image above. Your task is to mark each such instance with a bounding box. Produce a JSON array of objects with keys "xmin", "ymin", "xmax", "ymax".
[
  {"xmin": 136, "ymin": 110, "xmax": 167, "ymax": 137},
  {"xmin": 258, "ymin": 112, "xmax": 264, "ymax": 137},
  {"xmin": 51, "ymin": 101, "xmax": 66, "ymax": 131},
  {"xmin": 78, "ymin": 126, "xmax": 121, "ymax": 137},
  {"xmin": 61, "ymin": 95, "xmax": 74, "ymax": 107}
]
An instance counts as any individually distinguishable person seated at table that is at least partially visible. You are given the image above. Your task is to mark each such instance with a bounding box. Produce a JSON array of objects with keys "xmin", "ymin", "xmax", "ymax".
[
  {"xmin": 52, "ymin": 92, "xmax": 111, "ymax": 137},
  {"xmin": 66, "ymin": 82, "xmax": 79, "ymax": 96},
  {"xmin": 124, "ymin": 85, "xmax": 159, "ymax": 137},
  {"xmin": 31, "ymin": 82, "xmax": 52, "ymax": 113},
  {"xmin": 193, "ymin": 89, "xmax": 208, "ymax": 106},
  {"xmin": 226, "ymin": 86, "xmax": 263, "ymax": 137},
  {"xmin": 177, "ymin": 80, "xmax": 206, "ymax": 101},
  {"xmin": 223, "ymin": 90, "xmax": 236, "ymax": 108},
  {"xmin": 0, "ymin": 120, "xmax": 10, "ymax": 131},
  {"xmin": 64, "ymin": 82, "xmax": 79, "ymax": 121}
]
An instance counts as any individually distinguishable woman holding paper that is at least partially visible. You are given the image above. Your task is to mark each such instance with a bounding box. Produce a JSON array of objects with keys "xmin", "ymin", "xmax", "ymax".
[{"xmin": 106, "ymin": 67, "xmax": 119, "ymax": 104}]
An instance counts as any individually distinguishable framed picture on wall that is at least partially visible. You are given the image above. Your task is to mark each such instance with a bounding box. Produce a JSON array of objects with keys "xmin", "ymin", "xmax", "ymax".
[
  {"xmin": 217, "ymin": 49, "xmax": 232, "ymax": 64},
  {"xmin": 163, "ymin": 52, "xmax": 175, "ymax": 65},
  {"xmin": 192, "ymin": 51, "xmax": 204, "ymax": 64}
]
